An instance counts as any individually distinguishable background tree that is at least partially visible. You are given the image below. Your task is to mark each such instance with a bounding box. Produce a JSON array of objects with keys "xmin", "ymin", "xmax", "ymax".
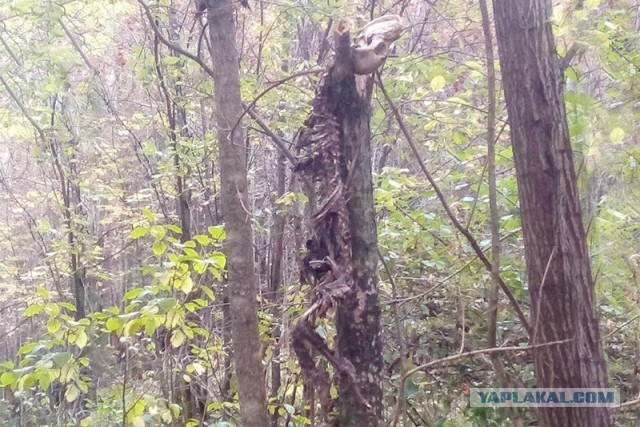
[
  {"xmin": 206, "ymin": 0, "xmax": 269, "ymax": 425},
  {"xmin": 493, "ymin": 0, "xmax": 611, "ymax": 425}
]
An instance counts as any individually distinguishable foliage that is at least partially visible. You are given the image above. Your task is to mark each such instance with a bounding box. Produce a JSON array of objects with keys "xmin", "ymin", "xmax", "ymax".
[{"xmin": 0, "ymin": 0, "xmax": 638, "ymax": 425}]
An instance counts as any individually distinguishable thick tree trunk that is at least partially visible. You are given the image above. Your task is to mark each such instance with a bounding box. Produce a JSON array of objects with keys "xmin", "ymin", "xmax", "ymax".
[
  {"xmin": 334, "ymin": 45, "xmax": 383, "ymax": 427},
  {"xmin": 492, "ymin": 1, "xmax": 611, "ymax": 426},
  {"xmin": 207, "ymin": 2, "xmax": 269, "ymax": 426}
]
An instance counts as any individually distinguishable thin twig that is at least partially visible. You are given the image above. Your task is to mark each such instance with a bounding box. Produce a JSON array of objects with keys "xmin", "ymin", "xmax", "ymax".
[
  {"xmin": 532, "ymin": 246, "xmax": 556, "ymax": 345},
  {"xmin": 602, "ymin": 314, "xmax": 640, "ymax": 342}
]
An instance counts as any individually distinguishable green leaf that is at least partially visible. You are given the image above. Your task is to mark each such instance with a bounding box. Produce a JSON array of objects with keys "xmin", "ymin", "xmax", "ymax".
[
  {"xmin": 183, "ymin": 248, "xmax": 199, "ymax": 258},
  {"xmin": 52, "ymin": 352, "xmax": 71, "ymax": 367},
  {"xmin": 200, "ymin": 286, "xmax": 215, "ymax": 301},
  {"xmin": 77, "ymin": 380, "xmax": 89, "ymax": 394},
  {"xmin": 153, "ymin": 241, "xmax": 167, "ymax": 255},
  {"xmin": 124, "ymin": 288, "xmax": 144, "ymax": 300},
  {"xmin": 47, "ymin": 319, "xmax": 61, "ymax": 334},
  {"xmin": 0, "ymin": 372, "xmax": 15, "ymax": 386},
  {"xmin": 167, "ymin": 253, "xmax": 180, "ymax": 265},
  {"xmin": 106, "ymin": 317, "xmax": 122, "ymax": 332},
  {"xmin": 166, "ymin": 224, "xmax": 182, "ymax": 234},
  {"xmin": 183, "ymin": 326, "xmax": 195, "ymax": 340},
  {"xmin": 181, "ymin": 275, "xmax": 194, "ymax": 295},
  {"xmin": 142, "ymin": 208, "xmax": 156, "ymax": 221},
  {"xmin": 60, "ymin": 302, "xmax": 76, "ymax": 312},
  {"xmin": 210, "ymin": 251, "xmax": 226, "ymax": 269},
  {"xmin": 130, "ymin": 227, "xmax": 149, "ymax": 239},
  {"xmin": 24, "ymin": 304, "xmax": 43, "ymax": 317},
  {"xmin": 208, "ymin": 225, "xmax": 226, "ymax": 240},
  {"xmin": 144, "ymin": 317, "xmax": 159, "ymax": 335},
  {"xmin": 609, "ymin": 127, "xmax": 625, "ymax": 144},
  {"xmin": 44, "ymin": 303, "xmax": 60, "ymax": 318},
  {"xmin": 157, "ymin": 298, "xmax": 177, "ymax": 312},
  {"xmin": 150, "ymin": 225, "xmax": 166, "ymax": 240},
  {"xmin": 430, "ymin": 75, "xmax": 446, "ymax": 91},
  {"xmin": 193, "ymin": 261, "xmax": 206, "ymax": 274},
  {"xmin": 75, "ymin": 330, "xmax": 88, "ymax": 349},
  {"xmin": 161, "ymin": 410, "xmax": 173, "ymax": 423},
  {"xmin": 36, "ymin": 218, "xmax": 52, "ymax": 233},
  {"xmin": 37, "ymin": 286, "xmax": 50, "ymax": 300},
  {"xmin": 194, "ymin": 234, "xmax": 212, "ymax": 246},
  {"xmin": 123, "ymin": 319, "xmax": 142, "ymax": 336},
  {"xmin": 39, "ymin": 372, "xmax": 52, "ymax": 390},
  {"xmin": 18, "ymin": 342, "xmax": 37, "ymax": 355},
  {"xmin": 17, "ymin": 373, "xmax": 35, "ymax": 391},
  {"xmin": 65, "ymin": 384, "xmax": 80, "ymax": 402}
]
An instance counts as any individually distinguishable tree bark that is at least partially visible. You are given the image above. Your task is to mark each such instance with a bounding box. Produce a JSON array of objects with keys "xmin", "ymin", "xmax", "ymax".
[
  {"xmin": 333, "ymin": 35, "xmax": 383, "ymax": 427},
  {"xmin": 207, "ymin": 2, "xmax": 269, "ymax": 426},
  {"xmin": 268, "ymin": 153, "xmax": 286, "ymax": 427},
  {"xmin": 492, "ymin": 1, "xmax": 611, "ymax": 426}
]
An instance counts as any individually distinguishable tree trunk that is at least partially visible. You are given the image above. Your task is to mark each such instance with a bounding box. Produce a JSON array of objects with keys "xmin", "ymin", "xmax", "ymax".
[
  {"xmin": 334, "ymin": 46, "xmax": 383, "ymax": 427},
  {"xmin": 268, "ymin": 154, "xmax": 287, "ymax": 427},
  {"xmin": 207, "ymin": 2, "xmax": 269, "ymax": 426},
  {"xmin": 492, "ymin": 1, "xmax": 611, "ymax": 426}
]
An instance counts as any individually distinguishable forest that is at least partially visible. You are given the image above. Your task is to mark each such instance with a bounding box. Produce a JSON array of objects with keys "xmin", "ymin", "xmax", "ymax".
[{"xmin": 0, "ymin": 0, "xmax": 639, "ymax": 426}]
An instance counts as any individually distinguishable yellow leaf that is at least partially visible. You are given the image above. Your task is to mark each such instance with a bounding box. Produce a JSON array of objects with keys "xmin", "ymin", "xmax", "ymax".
[
  {"xmin": 430, "ymin": 75, "xmax": 446, "ymax": 92},
  {"xmin": 37, "ymin": 286, "xmax": 50, "ymax": 300},
  {"xmin": 47, "ymin": 319, "xmax": 61, "ymax": 334},
  {"xmin": 75, "ymin": 330, "xmax": 88, "ymax": 349},
  {"xmin": 181, "ymin": 275, "xmax": 194, "ymax": 295},
  {"xmin": 65, "ymin": 384, "xmax": 80, "ymax": 403},
  {"xmin": 170, "ymin": 330, "xmax": 185, "ymax": 348},
  {"xmin": 610, "ymin": 127, "xmax": 625, "ymax": 144},
  {"xmin": 161, "ymin": 410, "xmax": 173, "ymax": 423},
  {"xmin": 77, "ymin": 380, "xmax": 89, "ymax": 394}
]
